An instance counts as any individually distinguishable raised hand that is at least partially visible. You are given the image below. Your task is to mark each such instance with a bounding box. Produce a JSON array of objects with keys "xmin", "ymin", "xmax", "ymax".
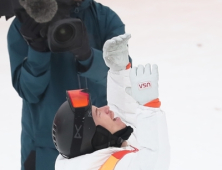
[
  {"xmin": 103, "ymin": 33, "xmax": 131, "ymax": 71},
  {"xmin": 125, "ymin": 64, "xmax": 159, "ymax": 105}
]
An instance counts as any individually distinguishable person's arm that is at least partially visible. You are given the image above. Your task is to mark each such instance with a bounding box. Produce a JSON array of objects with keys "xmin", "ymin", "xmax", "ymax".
[
  {"xmin": 116, "ymin": 65, "xmax": 170, "ymax": 170},
  {"xmin": 7, "ymin": 18, "xmax": 51, "ymax": 103},
  {"xmin": 106, "ymin": 68, "xmax": 139, "ymax": 125},
  {"xmin": 103, "ymin": 34, "xmax": 170, "ymax": 168},
  {"xmin": 106, "ymin": 64, "xmax": 170, "ymax": 169},
  {"xmin": 103, "ymin": 33, "xmax": 138, "ymax": 126}
]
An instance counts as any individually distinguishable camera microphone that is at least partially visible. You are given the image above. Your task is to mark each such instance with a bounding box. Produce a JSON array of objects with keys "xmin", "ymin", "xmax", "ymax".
[{"xmin": 19, "ymin": 0, "xmax": 58, "ymax": 23}]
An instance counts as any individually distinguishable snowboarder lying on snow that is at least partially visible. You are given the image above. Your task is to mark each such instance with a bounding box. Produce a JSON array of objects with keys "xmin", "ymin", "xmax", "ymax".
[{"xmin": 52, "ymin": 33, "xmax": 170, "ymax": 170}]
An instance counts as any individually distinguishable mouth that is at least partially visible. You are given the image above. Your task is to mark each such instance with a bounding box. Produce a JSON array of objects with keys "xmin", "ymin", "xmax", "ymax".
[
  {"xmin": 109, "ymin": 110, "xmax": 120, "ymax": 122},
  {"xmin": 113, "ymin": 117, "xmax": 119, "ymax": 121}
]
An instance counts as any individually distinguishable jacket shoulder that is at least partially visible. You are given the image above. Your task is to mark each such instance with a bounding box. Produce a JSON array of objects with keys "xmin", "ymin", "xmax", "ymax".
[
  {"xmin": 92, "ymin": 2, "xmax": 122, "ymax": 20},
  {"xmin": 8, "ymin": 17, "xmax": 22, "ymax": 33},
  {"xmin": 7, "ymin": 17, "xmax": 23, "ymax": 40}
]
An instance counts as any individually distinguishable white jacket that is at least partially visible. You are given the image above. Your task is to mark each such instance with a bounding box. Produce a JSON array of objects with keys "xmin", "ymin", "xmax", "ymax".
[{"xmin": 55, "ymin": 69, "xmax": 170, "ymax": 170}]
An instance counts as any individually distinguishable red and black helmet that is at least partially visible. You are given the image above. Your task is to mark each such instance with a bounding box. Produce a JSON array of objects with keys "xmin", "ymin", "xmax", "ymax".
[{"xmin": 52, "ymin": 89, "xmax": 96, "ymax": 159}]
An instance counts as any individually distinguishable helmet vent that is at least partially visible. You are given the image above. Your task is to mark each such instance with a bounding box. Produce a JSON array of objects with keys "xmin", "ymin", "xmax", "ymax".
[
  {"xmin": 53, "ymin": 124, "xmax": 57, "ymax": 130},
  {"xmin": 53, "ymin": 123, "xmax": 58, "ymax": 149},
  {"xmin": 53, "ymin": 136, "xmax": 56, "ymax": 141},
  {"xmin": 54, "ymin": 142, "xmax": 58, "ymax": 149}
]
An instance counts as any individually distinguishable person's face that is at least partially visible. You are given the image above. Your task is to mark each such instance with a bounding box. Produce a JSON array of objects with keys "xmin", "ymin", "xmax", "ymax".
[{"xmin": 92, "ymin": 106, "xmax": 126, "ymax": 134}]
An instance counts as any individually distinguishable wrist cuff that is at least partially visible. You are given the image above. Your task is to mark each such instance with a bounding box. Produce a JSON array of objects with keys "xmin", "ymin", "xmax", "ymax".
[
  {"xmin": 126, "ymin": 63, "xmax": 131, "ymax": 70},
  {"xmin": 144, "ymin": 98, "xmax": 161, "ymax": 108}
]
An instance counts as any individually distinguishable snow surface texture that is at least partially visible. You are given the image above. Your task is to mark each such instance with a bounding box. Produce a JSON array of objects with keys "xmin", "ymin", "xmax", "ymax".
[{"xmin": 0, "ymin": 0, "xmax": 222, "ymax": 169}]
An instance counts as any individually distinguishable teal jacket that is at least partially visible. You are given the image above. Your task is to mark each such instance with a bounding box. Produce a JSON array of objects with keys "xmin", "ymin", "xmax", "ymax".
[{"xmin": 7, "ymin": 0, "xmax": 125, "ymax": 169}]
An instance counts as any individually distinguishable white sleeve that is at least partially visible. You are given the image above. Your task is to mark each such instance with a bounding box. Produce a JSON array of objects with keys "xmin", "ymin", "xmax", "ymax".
[
  {"xmin": 107, "ymin": 69, "xmax": 170, "ymax": 169},
  {"xmin": 107, "ymin": 69, "xmax": 139, "ymax": 126},
  {"xmin": 115, "ymin": 106, "xmax": 170, "ymax": 170}
]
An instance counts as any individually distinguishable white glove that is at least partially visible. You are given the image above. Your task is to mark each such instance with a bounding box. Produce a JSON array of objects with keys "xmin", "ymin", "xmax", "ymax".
[
  {"xmin": 125, "ymin": 64, "xmax": 159, "ymax": 105},
  {"xmin": 103, "ymin": 33, "xmax": 131, "ymax": 71}
]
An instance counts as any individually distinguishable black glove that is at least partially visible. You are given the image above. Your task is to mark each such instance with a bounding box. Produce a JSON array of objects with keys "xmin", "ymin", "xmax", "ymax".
[
  {"xmin": 16, "ymin": 9, "xmax": 49, "ymax": 52},
  {"xmin": 70, "ymin": 21, "xmax": 91, "ymax": 61}
]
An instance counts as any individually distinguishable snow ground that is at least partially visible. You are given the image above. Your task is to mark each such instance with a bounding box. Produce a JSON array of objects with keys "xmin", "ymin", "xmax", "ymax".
[{"xmin": 0, "ymin": 0, "xmax": 222, "ymax": 169}]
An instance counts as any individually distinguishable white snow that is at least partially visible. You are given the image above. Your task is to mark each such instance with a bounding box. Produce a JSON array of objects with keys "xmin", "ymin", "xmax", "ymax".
[{"xmin": 0, "ymin": 0, "xmax": 222, "ymax": 169}]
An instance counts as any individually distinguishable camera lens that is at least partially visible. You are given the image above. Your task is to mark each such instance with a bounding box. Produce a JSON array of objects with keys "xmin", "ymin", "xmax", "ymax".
[{"xmin": 54, "ymin": 24, "xmax": 75, "ymax": 43}]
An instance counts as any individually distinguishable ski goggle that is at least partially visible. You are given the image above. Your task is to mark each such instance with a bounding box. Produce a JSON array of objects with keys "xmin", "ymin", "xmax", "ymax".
[{"xmin": 67, "ymin": 89, "xmax": 90, "ymax": 109}]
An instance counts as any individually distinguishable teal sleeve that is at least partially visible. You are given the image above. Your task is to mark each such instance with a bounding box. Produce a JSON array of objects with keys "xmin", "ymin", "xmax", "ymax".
[
  {"xmin": 78, "ymin": 48, "xmax": 109, "ymax": 82},
  {"xmin": 7, "ymin": 18, "xmax": 51, "ymax": 103}
]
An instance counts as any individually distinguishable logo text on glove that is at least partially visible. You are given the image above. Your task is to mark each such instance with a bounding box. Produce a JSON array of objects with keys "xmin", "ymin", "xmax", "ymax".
[{"xmin": 138, "ymin": 81, "xmax": 151, "ymax": 90}]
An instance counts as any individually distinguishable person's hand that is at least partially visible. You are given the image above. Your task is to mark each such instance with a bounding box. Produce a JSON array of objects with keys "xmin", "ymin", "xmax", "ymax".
[
  {"xmin": 69, "ymin": 21, "xmax": 91, "ymax": 61},
  {"xmin": 125, "ymin": 64, "xmax": 159, "ymax": 105},
  {"xmin": 19, "ymin": 11, "xmax": 49, "ymax": 52},
  {"xmin": 103, "ymin": 33, "xmax": 131, "ymax": 71}
]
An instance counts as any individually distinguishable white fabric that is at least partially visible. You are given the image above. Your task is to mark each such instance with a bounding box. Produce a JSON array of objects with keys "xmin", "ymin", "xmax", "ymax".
[
  {"xmin": 125, "ymin": 64, "xmax": 159, "ymax": 105},
  {"xmin": 103, "ymin": 33, "xmax": 131, "ymax": 71},
  {"xmin": 55, "ymin": 69, "xmax": 170, "ymax": 170}
]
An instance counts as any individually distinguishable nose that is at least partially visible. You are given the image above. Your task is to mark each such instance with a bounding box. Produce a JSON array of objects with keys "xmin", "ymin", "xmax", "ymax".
[{"xmin": 100, "ymin": 106, "xmax": 110, "ymax": 114}]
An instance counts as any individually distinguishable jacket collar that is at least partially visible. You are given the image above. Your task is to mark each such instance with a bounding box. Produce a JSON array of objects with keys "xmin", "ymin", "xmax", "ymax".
[{"xmin": 73, "ymin": 0, "xmax": 93, "ymax": 10}]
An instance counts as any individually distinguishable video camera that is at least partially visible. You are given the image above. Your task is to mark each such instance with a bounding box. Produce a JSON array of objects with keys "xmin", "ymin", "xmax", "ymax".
[{"xmin": 16, "ymin": 0, "xmax": 85, "ymax": 53}]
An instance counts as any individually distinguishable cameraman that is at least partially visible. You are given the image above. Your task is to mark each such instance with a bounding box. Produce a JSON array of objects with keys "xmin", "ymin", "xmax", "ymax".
[{"xmin": 7, "ymin": 0, "xmax": 129, "ymax": 170}]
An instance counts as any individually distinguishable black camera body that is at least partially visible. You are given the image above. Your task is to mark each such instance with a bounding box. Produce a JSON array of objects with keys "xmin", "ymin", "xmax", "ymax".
[{"xmin": 48, "ymin": 18, "xmax": 84, "ymax": 53}]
